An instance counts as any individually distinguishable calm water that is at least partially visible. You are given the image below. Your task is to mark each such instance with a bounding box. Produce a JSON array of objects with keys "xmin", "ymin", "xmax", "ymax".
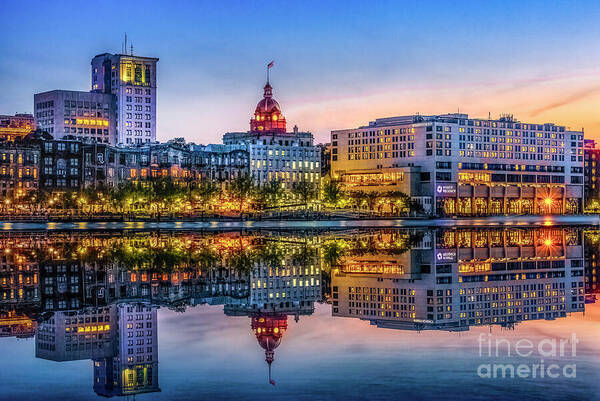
[{"xmin": 1, "ymin": 226, "xmax": 600, "ymax": 400}]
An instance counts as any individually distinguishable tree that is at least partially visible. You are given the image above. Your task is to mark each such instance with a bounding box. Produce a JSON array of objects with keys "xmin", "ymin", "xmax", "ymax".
[
  {"xmin": 385, "ymin": 190, "xmax": 410, "ymax": 215},
  {"xmin": 321, "ymin": 239, "xmax": 349, "ymax": 269},
  {"xmin": 322, "ymin": 180, "xmax": 344, "ymax": 207},
  {"xmin": 40, "ymin": 190, "xmax": 57, "ymax": 212},
  {"xmin": 151, "ymin": 177, "xmax": 185, "ymax": 214},
  {"xmin": 292, "ymin": 180, "xmax": 316, "ymax": 209},
  {"xmin": 229, "ymin": 174, "xmax": 255, "ymax": 215},
  {"xmin": 190, "ymin": 180, "xmax": 221, "ymax": 212},
  {"xmin": 259, "ymin": 179, "xmax": 286, "ymax": 208}
]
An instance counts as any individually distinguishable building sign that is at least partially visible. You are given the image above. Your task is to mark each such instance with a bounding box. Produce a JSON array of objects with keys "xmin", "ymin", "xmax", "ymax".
[
  {"xmin": 436, "ymin": 183, "xmax": 457, "ymax": 196},
  {"xmin": 436, "ymin": 250, "xmax": 457, "ymax": 262}
]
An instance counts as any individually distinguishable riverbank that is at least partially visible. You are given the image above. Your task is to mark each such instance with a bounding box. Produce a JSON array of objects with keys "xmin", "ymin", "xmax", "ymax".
[{"xmin": 0, "ymin": 215, "xmax": 597, "ymax": 231}]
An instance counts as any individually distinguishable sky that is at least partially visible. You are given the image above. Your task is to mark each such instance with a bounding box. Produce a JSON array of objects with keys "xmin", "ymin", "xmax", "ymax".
[{"xmin": 2, "ymin": 0, "xmax": 600, "ymax": 145}]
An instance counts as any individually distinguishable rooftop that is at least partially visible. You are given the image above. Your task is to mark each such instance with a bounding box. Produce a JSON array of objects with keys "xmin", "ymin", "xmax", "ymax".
[{"xmin": 335, "ymin": 113, "xmax": 578, "ymax": 132}]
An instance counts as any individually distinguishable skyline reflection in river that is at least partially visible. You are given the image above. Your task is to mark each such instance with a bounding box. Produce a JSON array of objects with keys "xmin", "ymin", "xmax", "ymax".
[{"xmin": 1, "ymin": 227, "xmax": 600, "ymax": 400}]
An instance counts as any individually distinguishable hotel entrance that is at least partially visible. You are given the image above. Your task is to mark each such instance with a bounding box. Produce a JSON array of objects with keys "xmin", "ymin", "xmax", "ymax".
[
  {"xmin": 536, "ymin": 196, "xmax": 563, "ymax": 214},
  {"xmin": 437, "ymin": 197, "xmax": 456, "ymax": 216}
]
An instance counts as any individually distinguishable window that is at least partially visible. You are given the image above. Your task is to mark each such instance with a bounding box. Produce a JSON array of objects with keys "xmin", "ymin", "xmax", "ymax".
[{"xmin": 436, "ymin": 172, "xmax": 451, "ymax": 181}]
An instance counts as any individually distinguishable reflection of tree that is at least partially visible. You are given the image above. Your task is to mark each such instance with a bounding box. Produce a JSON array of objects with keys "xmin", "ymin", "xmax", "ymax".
[
  {"xmin": 322, "ymin": 240, "xmax": 349, "ymax": 269},
  {"xmin": 321, "ymin": 231, "xmax": 422, "ymax": 269},
  {"xmin": 107, "ymin": 242, "xmax": 191, "ymax": 271}
]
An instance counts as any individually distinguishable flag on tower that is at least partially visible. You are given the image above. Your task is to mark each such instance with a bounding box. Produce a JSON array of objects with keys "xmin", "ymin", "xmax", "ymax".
[{"xmin": 267, "ymin": 61, "xmax": 274, "ymax": 69}]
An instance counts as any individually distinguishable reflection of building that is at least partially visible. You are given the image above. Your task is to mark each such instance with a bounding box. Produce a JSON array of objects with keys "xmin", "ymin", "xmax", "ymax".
[
  {"xmin": 35, "ymin": 302, "xmax": 159, "ymax": 397},
  {"xmin": 39, "ymin": 253, "xmax": 84, "ymax": 311},
  {"xmin": 0, "ymin": 311, "xmax": 37, "ymax": 338},
  {"xmin": 93, "ymin": 303, "xmax": 159, "ymax": 397},
  {"xmin": 331, "ymin": 114, "xmax": 585, "ymax": 216},
  {"xmin": 225, "ymin": 243, "xmax": 321, "ymax": 317},
  {"xmin": 584, "ymin": 230, "xmax": 600, "ymax": 300},
  {"xmin": 36, "ymin": 307, "xmax": 115, "ymax": 361},
  {"xmin": 332, "ymin": 228, "xmax": 585, "ymax": 331},
  {"xmin": 224, "ymin": 239, "xmax": 322, "ymax": 384},
  {"xmin": 223, "ymin": 76, "xmax": 321, "ymax": 189},
  {"xmin": 0, "ymin": 238, "xmax": 41, "ymax": 338},
  {"xmin": 252, "ymin": 315, "xmax": 287, "ymax": 385}
]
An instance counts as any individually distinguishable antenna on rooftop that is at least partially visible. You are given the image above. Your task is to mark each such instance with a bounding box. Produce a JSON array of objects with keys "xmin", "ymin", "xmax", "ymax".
[
  {"xmin": 130, "ymin": 43, "xmax": 134, "ymax": 56},
  {"xmin": 124, "ymin": 33, "xmax": 127, "ymax": 55}
]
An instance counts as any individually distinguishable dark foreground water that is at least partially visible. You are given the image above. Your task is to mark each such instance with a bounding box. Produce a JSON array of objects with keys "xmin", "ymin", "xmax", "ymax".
[{"xmin": 1, "ymin": 225, "xmax": 600, "ymax": 400}]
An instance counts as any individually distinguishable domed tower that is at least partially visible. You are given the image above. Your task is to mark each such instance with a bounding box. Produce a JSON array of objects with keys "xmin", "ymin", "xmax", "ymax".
[
  {"xmin": 251, "ymin": 315, "xmax": 288, "ymax": 385},
  {"xmin": 250, "ymin": 81, "xmax": 287, "ymax": 134}
]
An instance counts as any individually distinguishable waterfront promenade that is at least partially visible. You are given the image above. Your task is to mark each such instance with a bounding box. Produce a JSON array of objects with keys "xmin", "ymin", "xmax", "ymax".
[{"xmin": 0, "ymin": 215, "xmax": 597, "ymax": 231}]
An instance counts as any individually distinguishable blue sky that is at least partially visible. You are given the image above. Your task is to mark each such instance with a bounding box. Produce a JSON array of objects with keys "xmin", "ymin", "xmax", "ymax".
[{"xmin": 2, "ymin": 0, "xmax": 600, "ymax": 143}]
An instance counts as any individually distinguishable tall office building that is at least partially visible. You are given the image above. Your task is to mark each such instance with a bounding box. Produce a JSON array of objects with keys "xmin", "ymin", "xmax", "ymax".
[
  {"xmin": 34, "ymin": 90, "xmax": 117, "ymax": 144},
  {"xmin": 331, "ymin": 113, "xmax": 585, "ymax": 216},
  {"xmin": 91, "ymin": 53, "xmax": 159, "ymax": 145}
]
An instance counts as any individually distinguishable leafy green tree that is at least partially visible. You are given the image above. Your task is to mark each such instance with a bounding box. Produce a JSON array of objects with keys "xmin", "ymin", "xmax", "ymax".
[
  {"xmin": 151, "ymin": 178, "xmax": 185, "ymax": 214},
  {"xmin": 323, "ymin": 180, "xmax": 344, "ymax": 207},
  {"xmin": 190, "ymin": 180, "xmax": 221, "ymax": 211},
  {"xmin": 259, "ymin": 179, "xmax": 286, "ymax": 208},
  {"xmin": 292, "ymin": 180, "xmax": 316, "ymax": 209},
  {"xmin": 229, "ymin": 174, "xmax": 255, "ymax": 215},
  {"xmin": 349, "ymin": 190, "xmax": 378, "ymax": 211}
]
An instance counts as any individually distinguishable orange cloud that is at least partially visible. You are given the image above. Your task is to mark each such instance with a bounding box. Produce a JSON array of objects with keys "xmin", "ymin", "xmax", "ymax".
[{"xmin": 530, "ymin": 85, "xmax": 600, "ymax": 116}]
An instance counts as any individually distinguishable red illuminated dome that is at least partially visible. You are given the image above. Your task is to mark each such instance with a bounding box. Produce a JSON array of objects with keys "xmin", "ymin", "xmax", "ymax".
[
  {"xmin": 250, "ymin": 82, "xmax": 287, "ymax": 133},
  {"xmin": 251, "ymin": 315, "xmax": 288, "ymax": 385}
]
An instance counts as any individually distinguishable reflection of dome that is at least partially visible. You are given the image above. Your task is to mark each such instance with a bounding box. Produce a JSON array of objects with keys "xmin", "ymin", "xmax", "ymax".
[
  {"xmin": 250, "ymin": 82, "xmax": 287, "ymax": 133},
  {"xmin": 251, "ymin": 315, "xmax": 288, "ymax": 385}
]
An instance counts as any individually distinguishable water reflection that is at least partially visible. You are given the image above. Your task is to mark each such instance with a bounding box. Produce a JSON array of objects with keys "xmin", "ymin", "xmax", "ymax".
[
  {"xmin": 331, "ymin": 228, "xmax": 585, "ymax": 331},
  {"xmin": 0, "ymin": 226, "xmax": 596, "ymax": 397}
]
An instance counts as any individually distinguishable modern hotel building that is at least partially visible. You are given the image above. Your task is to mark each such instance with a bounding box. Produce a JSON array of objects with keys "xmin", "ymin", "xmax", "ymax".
[{"xmin": 331, "ymin": 113, "xmax": 584, "ymax": 216}]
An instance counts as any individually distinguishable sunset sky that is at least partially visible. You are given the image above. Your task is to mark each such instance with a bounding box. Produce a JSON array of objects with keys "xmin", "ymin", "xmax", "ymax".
[{"xmin": 2, "ymin": 0, "xmax": 600, "ymax": 144}]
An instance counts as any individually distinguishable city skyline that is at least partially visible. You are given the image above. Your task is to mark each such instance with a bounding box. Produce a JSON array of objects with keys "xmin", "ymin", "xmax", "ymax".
[{"xmin": 3, "ymin": 1, "xmax": 600, "ymax": 145}]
